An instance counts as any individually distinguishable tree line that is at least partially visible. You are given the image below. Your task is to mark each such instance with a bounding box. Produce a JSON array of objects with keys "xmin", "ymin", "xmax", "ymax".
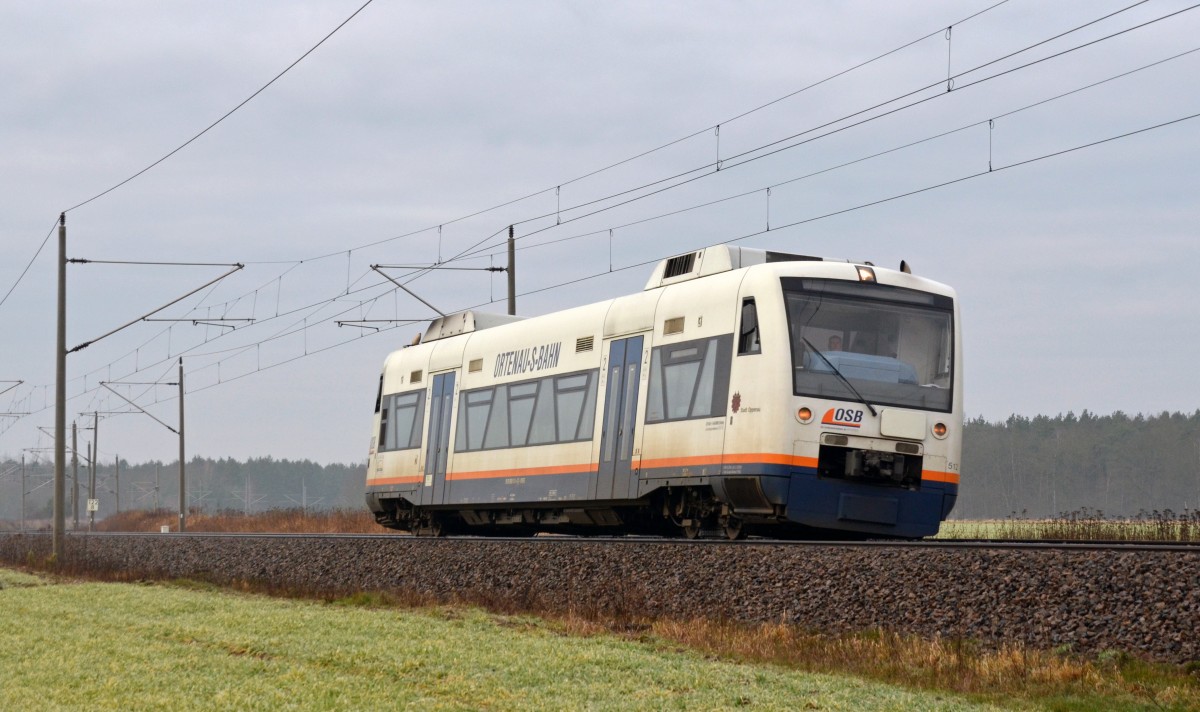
[
  {"xmin": 3, "ymin": 410, "xmax": 1199, "ymax": 523},
  {"xmin": 0, "ymin": 455, "xmax": 365, "ymax": 523},
  {"xmin": 958, "ymin": 410, "xmax": 1200, "ymax": 518}
]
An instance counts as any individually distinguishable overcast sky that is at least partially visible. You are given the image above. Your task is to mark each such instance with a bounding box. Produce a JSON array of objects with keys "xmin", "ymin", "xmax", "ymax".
[{"xmin": 1, "ymin": 0, "xmax": 1197, "ymax": 467}]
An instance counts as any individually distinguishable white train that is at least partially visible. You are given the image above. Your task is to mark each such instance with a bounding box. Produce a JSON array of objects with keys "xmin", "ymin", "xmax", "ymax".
[{"xmin": 365, "ymin": 244, "xmax": 962, "ymax": 538}]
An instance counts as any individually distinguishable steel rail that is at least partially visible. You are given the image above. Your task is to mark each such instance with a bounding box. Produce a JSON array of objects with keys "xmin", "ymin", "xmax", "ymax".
[{"xmin": 11, "ymin": 530, "xmax": 1198, "ymax": 553}]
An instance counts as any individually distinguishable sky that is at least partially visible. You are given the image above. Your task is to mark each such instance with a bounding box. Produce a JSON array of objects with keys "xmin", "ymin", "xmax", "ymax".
[{"xmin": 1, "ymin": 0, "xmax": 1197, "ymax": 466}]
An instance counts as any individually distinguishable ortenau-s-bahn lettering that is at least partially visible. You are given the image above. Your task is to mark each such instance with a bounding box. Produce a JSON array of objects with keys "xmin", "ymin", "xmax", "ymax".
[{"xmin": 494, "ymin": 341, "xmax": 562, "ymax": 377}]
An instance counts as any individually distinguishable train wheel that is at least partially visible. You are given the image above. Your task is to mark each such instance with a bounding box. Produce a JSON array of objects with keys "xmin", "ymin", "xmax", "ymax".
[
  {"xmin": 681, "ymin": 520, "xmax": 702, "ymax": 539},
  {"xmin": 414, "ymin": 513, "xmax": 446, "ymax": 537},
  {"xmin": 722, "ymin": 517, "xmax": 746, "ymax": 541}
]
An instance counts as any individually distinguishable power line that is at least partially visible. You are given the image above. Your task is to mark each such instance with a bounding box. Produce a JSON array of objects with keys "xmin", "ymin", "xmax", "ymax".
[
  {"xmin": 45, "ymin": 106, "xmax": 1200, "ymax": 418},
  {"xmin": 0, "ymin": 0, "xmax": 1020, "ymax": 346},
  {"xmin": 507, "ymin": 111, "xmax": 1200, "ymax": 301},
  {"xmin": 0, "ymin": 218, "xmax": 58, "ymax": 311},
  {"xmin": 463, "ymin": 42, "xmax": 1200, "ymax": 263},
  {"xmin": 7, "ymin": 4, "xmax": 1190, "ymax": 432},
  {"xmin": 0, "ymin": 2, "xmax": 375, "ymax": 319},
  {"xmin": 245, "ymin": 0, "xmax": 1017, "ymax": 265},
  {"xmin": 489, "ymin": 0, "xmax": 1177, "ymax": 244},
  {"xmin": 63, "ymin": 0, "xmax": 378, "ymax": 214}
]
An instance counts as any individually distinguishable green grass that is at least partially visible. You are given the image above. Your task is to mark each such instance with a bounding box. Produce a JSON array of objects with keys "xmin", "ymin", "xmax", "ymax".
[{"xmin": 0, "ymin": 569, "xmax": 1009, "ymax": 711}]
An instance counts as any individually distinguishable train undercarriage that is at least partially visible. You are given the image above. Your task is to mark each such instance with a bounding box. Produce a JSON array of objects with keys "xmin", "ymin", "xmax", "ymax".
[{"xmin": 370, "ymin": 484, "xmax": 871, "ymax": 540}]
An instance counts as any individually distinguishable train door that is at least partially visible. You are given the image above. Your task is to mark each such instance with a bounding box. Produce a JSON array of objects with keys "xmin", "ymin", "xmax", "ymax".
[
  {"xmin": 420, "ymin": 371, "xmax": 455, "ymax": 506},
  {"xmin": 597, "ymin": 335, "xmax": 643, "ymax": 500}
]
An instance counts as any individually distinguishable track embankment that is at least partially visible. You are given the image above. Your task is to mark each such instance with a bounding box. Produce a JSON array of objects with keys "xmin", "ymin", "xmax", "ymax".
[{"xmin": 2, "ymin": 533, "xmax": 1196, "ymax": 663}]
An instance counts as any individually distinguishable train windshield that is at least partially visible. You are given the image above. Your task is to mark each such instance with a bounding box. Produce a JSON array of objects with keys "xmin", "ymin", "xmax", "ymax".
[{"xmin": 783, "ymin": 277, "xmax": 954, "ymax": 413}]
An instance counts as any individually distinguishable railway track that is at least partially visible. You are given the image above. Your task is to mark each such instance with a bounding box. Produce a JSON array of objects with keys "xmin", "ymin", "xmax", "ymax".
[
  {"xmin": 3, "ymin": 530, "xmax": 1197, "ymax": 664},
  {"xmin": 25, "ymin": 529, "xmax": 1200, "ymax": 552}
]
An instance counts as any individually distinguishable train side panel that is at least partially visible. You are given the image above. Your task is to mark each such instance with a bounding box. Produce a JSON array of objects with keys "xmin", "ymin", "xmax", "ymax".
[
  {"xmin": 637, "ymin": 270, "xmax": 742, "ymax": 486},
  {"xmin": 444, "ymin": 302, "xmax": 609, "ymax": 506}
]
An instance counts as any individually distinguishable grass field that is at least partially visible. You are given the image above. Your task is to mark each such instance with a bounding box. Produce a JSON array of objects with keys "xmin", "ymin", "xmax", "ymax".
[
  {"xmin": 1, "ymin": 568, "xmax": 1006, "ymax": 712},
  {"xmin": 2, "ymin": 568, "xmax": 1197, "ymax": 711}
]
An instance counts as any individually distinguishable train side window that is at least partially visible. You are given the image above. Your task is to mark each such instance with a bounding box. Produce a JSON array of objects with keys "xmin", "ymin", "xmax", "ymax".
[
  {"xmin": 508, "ymin": 382, "xmax": 538, "ymax": 447},
  {"xmin": 554, "ymin": 373, "xmax": 590, "ymax": 442},
  {"xmin": 456, "ymin": 390, "xmax": 494, "ymax": 451},
  {"xmin": 738, "ymin": 298, "xmax": 761, "ymax": 355},
  {"xmin": 528, "ymin": 381, "xmax": 557, "ymax": 445},
  {"xmin": 453, "ymin": 370, "xmax": 600, "ymax": 452},
  {"xmin": 381, "ymin": 390, "xmax": 425, "ymax": 451},
  {"xmin": 575, "ymin": 374, "xmax": 598, "ymax": 439},
  {"xmin": 646, "ymin": 335, "xmax": 733, "ymax": 423},
  {"xmin": 483, "ymin": 385, "xmax": 510, "ymax": 449}
]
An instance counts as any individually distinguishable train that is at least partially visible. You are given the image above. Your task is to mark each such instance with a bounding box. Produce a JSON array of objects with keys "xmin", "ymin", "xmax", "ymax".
[{"xmin": 364, "ymin": 244, "xmax": 962, "ymax": 539}]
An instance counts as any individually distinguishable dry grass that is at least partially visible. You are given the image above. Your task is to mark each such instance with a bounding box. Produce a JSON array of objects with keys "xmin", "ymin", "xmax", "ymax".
[
  {"xmin": 940, "ymin": 509, "xmax": 1200, "ymax": 542},
  {"xmin": 94, "ymin": 507, "xmax": 392, "ymax": 534},
  {"xmin": 544, "ymin": 615, "xmax": 1199, "ymax": 709}
]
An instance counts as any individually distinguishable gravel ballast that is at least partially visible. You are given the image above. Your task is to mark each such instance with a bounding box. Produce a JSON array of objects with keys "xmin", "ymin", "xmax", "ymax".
[{"xmin": 3, "ymin": 533, "xmax": 1196, "ymax": 663}]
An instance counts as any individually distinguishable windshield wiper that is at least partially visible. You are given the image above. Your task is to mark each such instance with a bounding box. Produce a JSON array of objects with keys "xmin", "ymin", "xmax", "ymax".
[{"xmin": 802, "ymin": 337, "xmax": 878, "ymax": 417}]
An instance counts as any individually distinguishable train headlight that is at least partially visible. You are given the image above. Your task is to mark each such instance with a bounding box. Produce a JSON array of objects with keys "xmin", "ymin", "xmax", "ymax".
[
  {"xmin": 856, "ymin": 265, "xmax": 876, "ymax": 282},
  {"xmin": 932, "ymin": 422, "xmax": 948, "ymax": 439},
  {"xmin": 796, "ymin": 406, "xmax": 814, "ymax": 424}
]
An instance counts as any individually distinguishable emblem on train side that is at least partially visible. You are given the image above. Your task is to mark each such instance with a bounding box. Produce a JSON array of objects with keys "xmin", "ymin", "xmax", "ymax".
[
  {"xmin": 493, "ymin": 341, "xmax": 562, "ymax": 377},
  {"xmin": 731, "ymin": 392, "xmax": 741, "ymax": 413},
  {"xmin": 821, "ymin": 407, "xmax": 864, "ymax": 428}
]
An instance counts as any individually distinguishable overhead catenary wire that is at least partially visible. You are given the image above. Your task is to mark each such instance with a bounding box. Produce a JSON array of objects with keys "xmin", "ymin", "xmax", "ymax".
[
  {"xmin": 198, "ymin": 0, "xmax": 1020, "ymax": 267},
  {"xmin": 62, "ymin": 0, "xmax": 378, "ymax": 214},
  {"xmin": 25, "ymin": 53, "xmax": 1200, "ymax": 429},
  {"xmin": 0, "ymin": 0, "xmax": 1131, "ymax": 324},
  {"xmin": 21, "ymin": 106, "xmax": 1197, "ymax": 422},
  {"xmin": 0, "ymin": 0, "xmax": 1031, "ymax": 327},
  {"xmin": 464, "ymin": 42, "xmax": 1200, "ymax": 263},
  {"xmin": 472, "ymin": 0, "xmax": 1180, "ymax": 247},
  {"xmin": 4, "ymin": 2, "xmax": 1196, "ymax": 442}
]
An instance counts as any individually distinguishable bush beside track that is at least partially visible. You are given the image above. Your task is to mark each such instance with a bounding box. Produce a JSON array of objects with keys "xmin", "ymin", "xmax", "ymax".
[{"xmin": 2, "ymin": 533, "xmax": 1196, "ymax": 664}]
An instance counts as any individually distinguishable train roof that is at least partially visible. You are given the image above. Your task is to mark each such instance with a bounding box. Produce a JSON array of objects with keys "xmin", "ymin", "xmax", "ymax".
[
  {"xmin": 413, "ymin": 244, "xmax": 950, "ymax": 345},
  {"xmin": 421, "ymin": 310, "xmax": 526, "ymax": 343},
  {"xmin": 643, "ymin": 245, "xmax": 838, "ymax": 290}
]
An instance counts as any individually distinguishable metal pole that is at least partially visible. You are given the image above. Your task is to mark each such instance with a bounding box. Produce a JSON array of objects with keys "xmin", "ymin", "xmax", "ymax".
[
  {"xmin": 178, "ymin": 357, "xmax": 186, "ymax": 532},
  {"xmin": 89, "ymin": 414, "xmax": 96, "ymax": 532},
  {"xmin": 91, "ymin": 411, "xmax": 98, "ymax": 530},
  {"xmin": 53, "ymin": 213, "xmax": 66, "ymax": 560},
  {"xmin": 155, "ymin": 463, "xmax": 161, "ymax": 510},
  {"xmin": 507, "ymin": 225, "xmax": 516, "ymax": 316},
  {"xmin": 87, "ymin": 441, "xmax": 94, "ymax": 531},
  {"xmin": 72, "ymin": 422, "xmax": 79, "ymax": 529},
  {"xmin": 115, "ymin": 454, "xmax": 120, "ymax": 514},
  {"xmin": 20, "ymin": 454, "xmax": 25, "ymax": 531}
]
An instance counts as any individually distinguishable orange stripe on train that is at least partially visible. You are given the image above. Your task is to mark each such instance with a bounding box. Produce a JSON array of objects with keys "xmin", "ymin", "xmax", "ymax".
[
  {"xmin": 448, "ymin": 462, "xmax": 598, "ymax": 481},
  {"xmin": 372, "ymin": 456, "xmax": 958, "ymax": 485}
]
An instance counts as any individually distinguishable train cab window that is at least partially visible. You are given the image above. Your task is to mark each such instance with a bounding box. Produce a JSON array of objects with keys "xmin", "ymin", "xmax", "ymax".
[
  {"xmin": 783, "ymin": 277, "xmax": 954, "ymax": 412},
  {"xmin": 380, "ymin": 390, "xmax": 425, "ymax": 451},
  {"xmin": 378, "ymin": 397, "xmax": 389, "ymax": 449},
  {"xmin": 738, "ymin": 298, "xmax": 761, "ymax": 355}
]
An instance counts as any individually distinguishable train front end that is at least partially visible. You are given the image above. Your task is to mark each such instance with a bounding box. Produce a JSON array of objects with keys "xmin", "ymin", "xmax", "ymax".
[{"xmin": 748, "ymin": 263, "xmax": 962, "ymax": 538}]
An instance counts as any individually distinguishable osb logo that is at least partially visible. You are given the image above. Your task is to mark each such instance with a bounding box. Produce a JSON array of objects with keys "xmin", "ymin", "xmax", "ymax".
[{"xmin": 822, "ymin": 407, "xmax": 864, "ymax": 427}]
